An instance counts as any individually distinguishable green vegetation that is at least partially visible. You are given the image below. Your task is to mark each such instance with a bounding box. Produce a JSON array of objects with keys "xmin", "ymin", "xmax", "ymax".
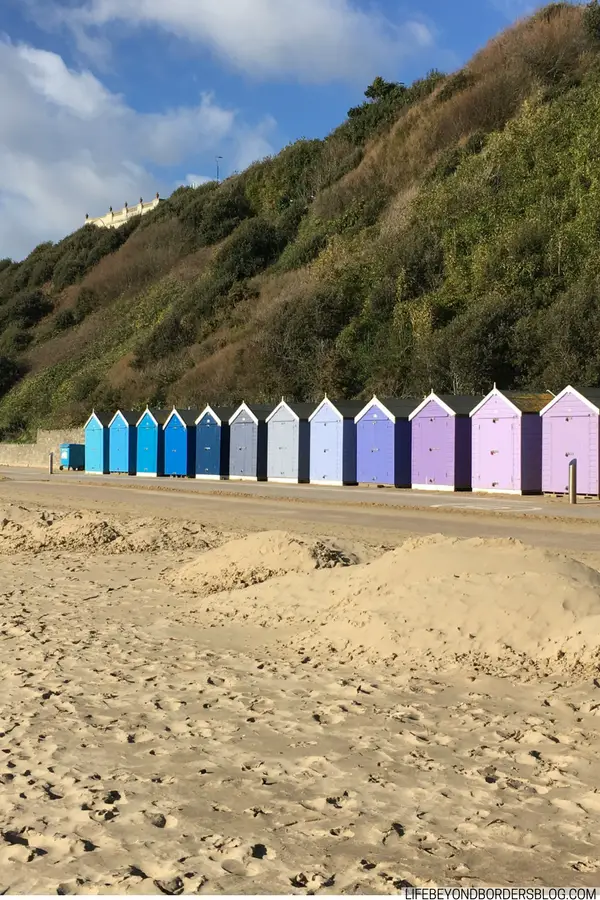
[{"xmin": 1, "ymin": 2, "xmax": 600, "ymax": 434}]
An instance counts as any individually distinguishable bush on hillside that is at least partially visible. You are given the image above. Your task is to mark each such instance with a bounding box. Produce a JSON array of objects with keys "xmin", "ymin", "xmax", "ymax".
[{"xmin": 0, "ymin": 355, "xmax": 25, "ymax": 397}]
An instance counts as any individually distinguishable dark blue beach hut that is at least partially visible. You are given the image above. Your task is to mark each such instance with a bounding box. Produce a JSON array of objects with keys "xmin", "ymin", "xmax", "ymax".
[
  {"xmin": 228, "ymin": 402, "xmax": 272, "ymax": 481},
  {"xmin": 164, "ymin": 408, "xmax": 198, "ymax": 477},
  {"xmin": 136, "ymin": 408, "xmax": 170, "ymax": 477},
  {"xmin": 195, "ymin": 405, "xmax": 235, "ymax": 480},
  {"xmin": 84, "ymin": 410, "xmax": 110, "ymax": 474},
  {"xmin": 108, "ymin": 410, "xmax": 138, "ymax": 474}
]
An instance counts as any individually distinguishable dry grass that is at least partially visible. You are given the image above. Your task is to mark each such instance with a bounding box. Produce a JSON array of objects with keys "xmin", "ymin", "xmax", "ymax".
[{"xmin": 82, "ymin": 219, "xmax": 186, "ymax": 305}]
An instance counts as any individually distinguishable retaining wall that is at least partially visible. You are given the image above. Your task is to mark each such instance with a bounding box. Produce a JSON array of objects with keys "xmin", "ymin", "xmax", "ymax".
[{"xmin": 0, "ymin": 429, "xmax": 84, "ymax": 468}]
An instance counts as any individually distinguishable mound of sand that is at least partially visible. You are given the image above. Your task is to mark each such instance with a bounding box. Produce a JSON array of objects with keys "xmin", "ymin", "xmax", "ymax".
[
  {"xmin": 170, "ymin": 530, "xmax": 361, "ymax": 595},
  {"xmin": 201, "ymin": 534, "xmax": 600, "ymax": 675},
  {"xmin": 0, "ymin": 504, "xmax": 225, "ymax": 554}
]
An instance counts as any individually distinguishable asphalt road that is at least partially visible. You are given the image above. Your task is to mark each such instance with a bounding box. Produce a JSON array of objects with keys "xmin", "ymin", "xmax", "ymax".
[
  {"xmin": 1, "ymin": 466, "xmax": 600, "ymax": 554},
  {"xmin": 1, "ymin": 465, "xmax": 600, "ymax": 519}
]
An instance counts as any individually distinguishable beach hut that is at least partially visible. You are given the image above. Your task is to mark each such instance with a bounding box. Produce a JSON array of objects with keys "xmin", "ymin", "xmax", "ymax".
[
  {"xmin": 308, "ymin": 398, "xmax": 362, "ymax": 486},
  {"xmin": 228, "ymin": 403, "xmax": 273, "ymax": 481},
  {"xmin": 469, "ymin": 388, "xmax": 552, "ymax": 494},
  {"xmin": 354, "ymin": 396, "xmax": 416, "ymax": 487},
  {"xmin": 108, "ymin": 410, "xmax": 138, "ymax": 474},
  {"xmin": 135, "ymin": 408, "xmax": 170, "ymax": 477},
  {"xmin": 163, "ymin": 408, "xmax": 198, "ymax": 477},
  {"xmin": 265, "ymin": 399, "xmax": 315, "ymax": 483},
  {"xmin": 84, "ymin": 411, "xmax": 111, "ymax": 474},
  {"xmin": 409, "ymin": 392, "xmax": 479, "ymax": 491},
  {"xmin": 540, "ymin": 386, "xmax": 600, "ymax": 495},
  {"xmin": 195, "ymin": 405, "xmax": 235, "ymax": 480}
]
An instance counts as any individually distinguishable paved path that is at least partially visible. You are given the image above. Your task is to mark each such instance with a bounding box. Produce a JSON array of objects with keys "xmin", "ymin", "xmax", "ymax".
[
  {"xmin": 1, "ymin": 466, "xmax": 599, "ymax": 521},
  {"xmin": 0, "ymin": 468, "xmax": 600, "ymax": 556}
]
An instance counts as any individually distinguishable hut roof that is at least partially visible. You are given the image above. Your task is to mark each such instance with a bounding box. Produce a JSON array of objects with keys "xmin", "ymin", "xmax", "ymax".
[
  {"xmin": 500, "ymin": 391, "xmax": 554, "ymax": 414},
  {"xmin": 86, "ymin": 410, "xmax": 112, "ymax": 427},
  {"xmin": 435, "ymin": 394, "xmax": 482, "ymax": 415},
  {"xmin": 113, "ymin": 409, "xmax": 139, "ymax": 426},
  {"xmin": 168, "ymin": 407, "xmax": 201, "ymax": 427},
  {"xmin": 374, "ymin": 397, "xmax": 421, "ymax": 419},
  {"xmin": 197, "ymin": 405, "xmax": 238, "ymax": 424},
  {"xmin": 230, "ymin": 403, "xmax": 275, "ymax": 423}
]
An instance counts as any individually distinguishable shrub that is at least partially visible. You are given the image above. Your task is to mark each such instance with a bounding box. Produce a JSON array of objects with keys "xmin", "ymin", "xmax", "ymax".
[
  {"xmin": 213, "ymin": 217, "xmax": 287, "ymax": 281},
  {"xmin": 0, "ymin": 356, "xmax": 24, "ymax": 396},
  {"xmin": 7, "ymin": 291, "xmax": 53, "ymax": 328},
  {"xmin": 54, "ymin": 309, "xmax": 77, "ymax": 332}
]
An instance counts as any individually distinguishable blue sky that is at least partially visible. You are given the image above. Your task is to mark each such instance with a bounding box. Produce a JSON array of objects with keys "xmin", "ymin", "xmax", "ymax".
[{"xmin": 0, "ymin": 0, "xmax": 538, "ymax": 259}]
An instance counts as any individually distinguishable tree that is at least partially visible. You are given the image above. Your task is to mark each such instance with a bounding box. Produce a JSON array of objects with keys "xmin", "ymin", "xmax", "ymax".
[{"xmin": 364, "ymin": 76, "xmax": 404, "ymax": 102}]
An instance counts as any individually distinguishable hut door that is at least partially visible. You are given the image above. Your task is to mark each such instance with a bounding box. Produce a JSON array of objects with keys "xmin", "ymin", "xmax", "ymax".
[
  {"xmin": 85, "ymin": 424, "xmax": 103, "ymax": 473},
  {"xmin": 233, "ymin": 420, "xmax": 257, "ymax": 476},
  {"xmin": 477, "ymin": 417, "xmax": 515, "ymax": 491},
  {"xmin": 310, "ymin": 417, "xmax": 340, "ymax": 483},
  {"xmin": 548, "ymin": 414, "xmax": 594, "ymax": 494},
  {"xmin": 368, "ymin": 417, "xmax": 394, "ymax": 484},
  {"xmin": 165, "ymin": 421, "xmax": 187, "ymax": 476},
  {"xmin": 110, "ymin": 420, "xmax": 128, "ymax": 473},
  {"xmin": 198, "ymin": 418, "xmax": 220, "ymax": 476},
  {"xmin": 138, "ymin": 417, "xmax": 156, "ymax": 473},
  {"xmin": 413, "ymin": 415, "xmax": 449, "ymax": 485},
  {"xmin": 269, "ymin": 419, "xmax": 296, "ymax": 479}
]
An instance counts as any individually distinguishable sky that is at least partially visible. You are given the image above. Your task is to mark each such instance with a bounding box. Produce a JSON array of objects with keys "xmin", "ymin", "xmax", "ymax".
[{"xmin": 0, "ymin": 0, "xmax": 541, "ymax": 261}]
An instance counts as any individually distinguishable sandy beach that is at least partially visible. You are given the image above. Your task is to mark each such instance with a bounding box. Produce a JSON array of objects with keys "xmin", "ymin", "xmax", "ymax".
[{"xmin": 1, "ymin": 491, "xmax": 600, "ymax": 893}]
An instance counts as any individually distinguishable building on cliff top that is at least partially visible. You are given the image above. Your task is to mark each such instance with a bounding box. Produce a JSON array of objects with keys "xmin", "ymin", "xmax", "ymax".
[{"xmin": 85, "ymin": 193, "xmax": 162, "ymax": 228}]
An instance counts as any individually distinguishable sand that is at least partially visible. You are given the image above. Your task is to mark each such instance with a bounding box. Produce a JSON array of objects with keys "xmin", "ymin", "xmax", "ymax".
[{"xmin": 1, "ymin": 503, "xmax": 600, "ymax": 892}]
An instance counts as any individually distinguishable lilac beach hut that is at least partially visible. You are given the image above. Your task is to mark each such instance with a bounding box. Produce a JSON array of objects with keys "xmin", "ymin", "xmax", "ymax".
[
  {"xmin": 470, "ymin": 387, "xmax": 552, "ymax": 494},
  {"xmin": 409, "ymin": 392, "xmax": 480, "ymax": 491},
  {"xmin": 540, "ymin": 386, "xmax": 600, "ymax": 495},
  {"xmin": 308, "ymin": 397, "xmax": 362, "ymax": 486}
]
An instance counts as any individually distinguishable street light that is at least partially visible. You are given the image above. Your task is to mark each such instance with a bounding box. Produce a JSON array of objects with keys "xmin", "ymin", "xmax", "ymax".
[{"xmin": 216, "ymin": 155, "xmax": 223, "ymax": 184}]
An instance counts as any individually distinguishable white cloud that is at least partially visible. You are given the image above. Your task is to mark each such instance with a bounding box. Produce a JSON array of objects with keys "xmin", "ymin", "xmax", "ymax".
[
  {"xmin": 0, "ymin": 38, "xmax": 275, "ymax": 260},
  {"xmin": 57, "ymin": 0, "xmax": 434, "ymax": 84}
]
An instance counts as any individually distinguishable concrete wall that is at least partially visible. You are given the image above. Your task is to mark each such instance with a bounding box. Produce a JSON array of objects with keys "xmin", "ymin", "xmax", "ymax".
[{"xmin": 0, "ymin": 429, "xmax": 84, "ymax": 469}]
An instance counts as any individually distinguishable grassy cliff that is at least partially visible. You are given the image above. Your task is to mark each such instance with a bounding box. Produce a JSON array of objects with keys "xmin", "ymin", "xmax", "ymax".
[{"xmin": 1, "ymin": 2, "xmax": 600, "ymax": 437}]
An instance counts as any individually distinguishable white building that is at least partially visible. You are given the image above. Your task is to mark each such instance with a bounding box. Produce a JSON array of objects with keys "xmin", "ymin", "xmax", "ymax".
[{"xmin": 85, "ymin": 193, "xmax": 162, "ymax": 228}]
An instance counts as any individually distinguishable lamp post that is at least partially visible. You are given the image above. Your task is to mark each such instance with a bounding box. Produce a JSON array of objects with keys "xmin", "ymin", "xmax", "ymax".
[{"xmin": 216, "ymin": 155, "xmax": 223, "ymax": 184}]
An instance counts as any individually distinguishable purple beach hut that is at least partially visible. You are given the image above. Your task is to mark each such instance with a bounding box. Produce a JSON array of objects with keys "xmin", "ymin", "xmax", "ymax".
[
  {"xmin": 540, "ymin": 385, "xmax": 600, "ymax": 496},
  {"xmin": 470, "ymin": 387, "xmax": 552, "ymax": 494},
  {"xmin": 354, "ymin": 396, "xmax": 416, "ymax": 487},
  {"xmin": 409, "ymin": 392, "xmax": 480, "ymax": 491}
]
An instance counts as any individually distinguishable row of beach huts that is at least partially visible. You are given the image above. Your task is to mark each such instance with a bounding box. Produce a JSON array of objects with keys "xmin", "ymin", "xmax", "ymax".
[{"xmin": 81, "ymin": 385, "xmax": 600, "ymax": 495}]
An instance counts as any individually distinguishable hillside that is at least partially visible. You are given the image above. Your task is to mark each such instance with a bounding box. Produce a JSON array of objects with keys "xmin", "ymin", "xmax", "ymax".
[{"xmin": 1, "ymin": 2, "xmax": 600, "ymax": 438}]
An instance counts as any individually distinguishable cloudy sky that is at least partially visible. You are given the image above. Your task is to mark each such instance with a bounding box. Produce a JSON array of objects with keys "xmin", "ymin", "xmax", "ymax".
[{"xmin": 1, "ymin": 0, "xmax": 538, "ymax": 261}]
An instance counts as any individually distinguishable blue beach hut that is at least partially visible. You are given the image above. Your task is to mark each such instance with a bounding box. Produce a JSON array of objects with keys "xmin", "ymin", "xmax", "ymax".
[
  {"xmin": 84, "ymin": 410, "xmax": 110, "ymax": 474},
  {"xmin": 195, "ymin": 405, "xmax": 235, "ymax": 480},
  {"xmin": 108, "ymin": 409, "xmax": 138, "ymax": 474},
  {"xmin": 136, "ymin": 408, "xmax": 170, "ymax": 477},
  {"xmin": 164, "ymin": 408, "xmax": 198, "ymax": 477}
]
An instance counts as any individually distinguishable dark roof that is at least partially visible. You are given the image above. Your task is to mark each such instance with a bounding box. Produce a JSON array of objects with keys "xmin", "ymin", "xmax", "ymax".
[
  {"xmin": 435, "ymin": 394, "xmax": 482, "ymax": 416},
  {"xmin": 114, "ymin": 409, "xmax": 140, "ymax": 426},
  {"xmin": 283, "ymin": 401, "xmax": 318, "ymax": 419},
  {"xmin": 88, "ymin": 410, "xmax": 112, "ymax": 427},
  {"xmin": 375, "ymin": 397, "xmax": 422, "ymax": 419},
  {"xmin": 145, "ymin": 407, "xmax": 171, "ymax": 425},
  {"xmin": 198, "ymin": 405, "xmax": 238, "ymax": 424},
  {"xmin": 499, "ymin": 391, "xmax": 554, "ymax": 414},
  {"xmin": 574, "ymin": 387, "xmax": 600, "ymax": 408},
  {"xmin": 238, "ymin": 403, "xmax": 277, "ymax": 422},
  {"xmin": 169, "ymin": 407, "xmax": 201, "ymax": 426},
  {"xmin": 322, "ymin": 399, "xmax": 366, "ymax": 418}
]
